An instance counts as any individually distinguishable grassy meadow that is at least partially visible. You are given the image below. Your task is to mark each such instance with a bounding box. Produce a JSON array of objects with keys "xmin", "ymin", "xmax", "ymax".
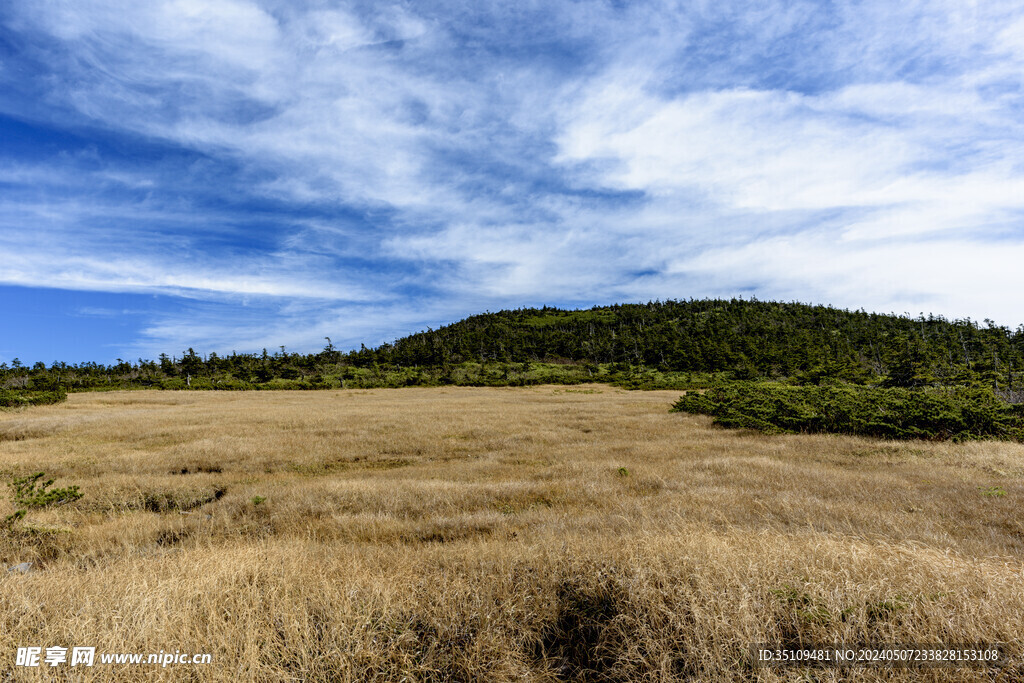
[{"xmin": 1, "ymin": 386, "xmax": 1022, "ymax": 681}]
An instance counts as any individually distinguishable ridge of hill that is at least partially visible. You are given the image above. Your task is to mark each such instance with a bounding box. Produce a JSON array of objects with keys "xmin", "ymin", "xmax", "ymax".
[{"xmin": 363, "ymin": 299, "xmax": 1023, "ymax": 389}]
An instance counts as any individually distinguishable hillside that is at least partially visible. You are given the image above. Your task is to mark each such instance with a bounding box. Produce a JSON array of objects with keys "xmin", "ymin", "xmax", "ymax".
[
  {"xmin": 359, "ymin": 299, "xmax": 1024, "ymax": 388},
  {"xmin": 3, "ymin": 299, "xmax": 1023, "ymax": 392}
]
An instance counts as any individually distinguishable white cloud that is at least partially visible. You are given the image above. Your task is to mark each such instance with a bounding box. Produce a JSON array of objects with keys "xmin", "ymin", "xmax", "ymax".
[
  {"xmin": 0, "ymin": 247, "xmax": 375, "ymax": 301},
  {"xmin": 124, "ymin": 297, "xmax": 463, "ymax": 359},
  {"xmin": 666, "ymin": 233, "xmax": 1024, "ymax": 324},
  {"xmin": 10, "ymin": 0, "xmax": 466, "ymax": 212},
  {"xmin": 557, "ymin": 78, "xmax": 1024, "ymax": 215},
  {"xmin": 4, "ymin": 0, "xmax": 1024, "ymax": 359}
]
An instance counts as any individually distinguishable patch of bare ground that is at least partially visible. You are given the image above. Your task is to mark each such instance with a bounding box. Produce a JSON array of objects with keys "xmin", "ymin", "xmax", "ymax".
[{"xmin": 1, "ymin": 386, "xmax": 1021, "ymax": 681}]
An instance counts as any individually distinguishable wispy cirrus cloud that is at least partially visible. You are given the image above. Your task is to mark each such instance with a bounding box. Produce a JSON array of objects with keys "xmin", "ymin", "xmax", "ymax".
[{"xmin": 2, "ymin": 0, "xmax": 1024, "ymax": 361}]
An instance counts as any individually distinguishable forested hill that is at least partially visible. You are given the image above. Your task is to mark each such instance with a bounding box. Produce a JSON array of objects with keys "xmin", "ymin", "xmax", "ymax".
[
  {"xmin": 363, "ymin": 300, "xmax": 1023, "ymax": 387},
  {"xmin": 2, "ymin": 299, "xmax": 1023, "ymax": 393}
]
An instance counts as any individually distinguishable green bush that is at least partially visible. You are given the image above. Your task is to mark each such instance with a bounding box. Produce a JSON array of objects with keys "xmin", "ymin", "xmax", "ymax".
[
  {"xmin": 5, "ymin": 472, "xmax": 83, "ymax": 526},
  {"xmin": 672, "ymin": 383, "xmax": 1024, "ymax": 441},
  {"xmin": 0, "ymin": 388, "xmax": 68, "ymax": 408}
]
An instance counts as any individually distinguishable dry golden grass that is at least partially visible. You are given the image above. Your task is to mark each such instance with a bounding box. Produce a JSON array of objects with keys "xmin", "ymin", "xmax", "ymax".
[{"xmin": 0, "ymin": 386, "xmax": 1021, "ymax": 681}]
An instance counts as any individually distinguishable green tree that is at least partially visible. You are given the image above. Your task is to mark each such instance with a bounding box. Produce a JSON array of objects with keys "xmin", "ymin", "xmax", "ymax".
[{"xmin": 883, "ymin": 335, "xmax": 935, "ymax": 388}]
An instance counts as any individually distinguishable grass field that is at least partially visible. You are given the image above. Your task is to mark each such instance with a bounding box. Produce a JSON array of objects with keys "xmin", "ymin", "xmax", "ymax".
[{"xmin": 1, "ymin": 386, "xmax": 1022, "ymax": 681}]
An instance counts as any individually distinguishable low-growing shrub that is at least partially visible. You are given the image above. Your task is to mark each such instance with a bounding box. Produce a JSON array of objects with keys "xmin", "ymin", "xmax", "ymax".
[
  {"xmin": 9, "ymin": 472, "xmax": 83, "ymax": 509},
  {"xmin": 0, "ymin": 388, "xmax": 68, "ymax": 408},
  {"xmin": 4, "ymin": 472, "xmax": 83, "ymax": 526},
  {"xmin": 979, "ymin": 486, "xmax": 1007, "ymax": 498},
  {"xmin": 672, "ymin": 383, "xmax": 1024, "ymax": 441}
]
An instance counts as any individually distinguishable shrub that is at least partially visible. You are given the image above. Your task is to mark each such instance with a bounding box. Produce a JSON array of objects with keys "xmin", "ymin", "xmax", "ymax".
[
  {"xmin": 672, "ymin": 383, "xmax": 1024, "ymax": 441},
  {"xmin": 0, "ymin": 388, "xmax": 68, "ymax": 408},
  {"xmin": 4, "ymin": 472, "xmax": 83, "ymax": 526}
]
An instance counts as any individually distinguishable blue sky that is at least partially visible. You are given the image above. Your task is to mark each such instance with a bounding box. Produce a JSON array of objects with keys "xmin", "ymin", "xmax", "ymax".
[{"xmin": 2, "ymin": 0, "xmax": 1024, "ymax": 364}]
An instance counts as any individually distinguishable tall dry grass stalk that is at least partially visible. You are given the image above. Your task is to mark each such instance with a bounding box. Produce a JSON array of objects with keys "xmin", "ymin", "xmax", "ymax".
[{"xmin": 1, "ymin": 386, "xmax": 1021, "ymax": 681}]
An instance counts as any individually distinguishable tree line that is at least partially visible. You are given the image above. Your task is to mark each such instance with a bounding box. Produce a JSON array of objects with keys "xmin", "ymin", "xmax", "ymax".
[{"xmin": 2, "ymin": 299, "xmax": 1023, "ymax": 395}]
